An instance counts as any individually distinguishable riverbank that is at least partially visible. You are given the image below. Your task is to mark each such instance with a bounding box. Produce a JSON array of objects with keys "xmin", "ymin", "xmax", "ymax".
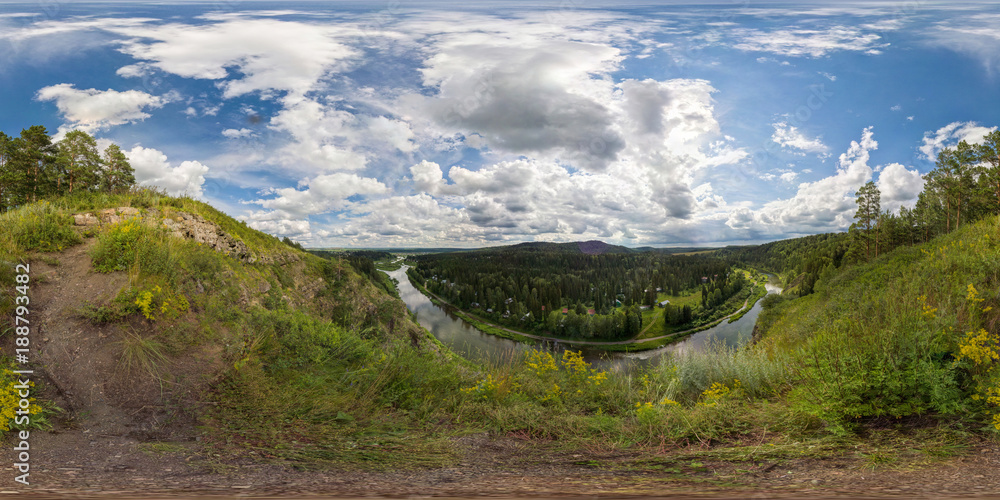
[{"xmin": 404, "ymin": 267, "xmax": 771, "ymax": 352}]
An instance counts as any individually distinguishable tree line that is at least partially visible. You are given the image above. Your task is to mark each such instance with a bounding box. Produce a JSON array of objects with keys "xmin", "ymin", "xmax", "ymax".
[
  {"xmin": 853, "ymin": 129, "xmax": 1000, "ymax": 260},
  {"xmin": 408, "ymin": 248, "xmax": 747, "ymax": 340},
  {"xmin": 0, "ymin": 125, "xmax": 136, "ymax": 212},
  {"xmin": 718, "ymin": 128, "xmax": 1000, "ymax": 298}
]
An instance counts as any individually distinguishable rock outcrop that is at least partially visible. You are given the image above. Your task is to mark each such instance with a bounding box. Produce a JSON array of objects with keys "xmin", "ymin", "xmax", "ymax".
[
  {"xmin": 73, "ymin": 207, "xmax": 257, "ymax": 263},
  {"xmin": 161, "ymin": 212, "xmax": 254, "ymax": 263}
]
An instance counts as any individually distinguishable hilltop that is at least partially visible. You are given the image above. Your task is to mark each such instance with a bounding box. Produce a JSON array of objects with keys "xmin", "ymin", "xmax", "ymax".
[{"xmin": 0, "ymin": 192, "xmax": 999, "ymax": 497}]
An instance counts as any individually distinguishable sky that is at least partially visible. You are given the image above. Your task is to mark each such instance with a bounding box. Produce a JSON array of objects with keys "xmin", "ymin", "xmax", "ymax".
[{"xmin": 1, "ymin": 1, "xmax": 999, "ymax": 248}]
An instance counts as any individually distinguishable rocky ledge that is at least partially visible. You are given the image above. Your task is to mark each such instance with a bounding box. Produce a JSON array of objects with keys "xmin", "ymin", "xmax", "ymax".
[{"xmin": 73, "ymin": 207, "xmax": 260, "ymax": 263}]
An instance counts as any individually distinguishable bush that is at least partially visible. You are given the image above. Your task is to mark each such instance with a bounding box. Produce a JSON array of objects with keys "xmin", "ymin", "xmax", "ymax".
[
  {"xmin": 91, "ymin": 219, "xmax": 176, "ymax": 279},
  {"xmin": 0, "ymin": 364, "xmax": 43, "ymax": 432},
  {"xmin": 0, "ymin": 201, "xmax": 80, "ymax": 257}
]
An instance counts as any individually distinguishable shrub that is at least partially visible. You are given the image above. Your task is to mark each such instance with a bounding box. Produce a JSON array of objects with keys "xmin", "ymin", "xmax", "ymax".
[
  {"xmin": 0, "ymin": 202, "xmax": 80, "ymax": 257},
  {"xmin": 91, "ymin": 219, "xmax": 144, "ymax": 273},
  {"xmin": 0, "ymin": 364, "xmax": 42, "ymax": 432},
  {"xmin": 116, "ymin": 330, "xmax": 168, "ymax": 379},
  {"xmin": 91, "ymin": 219, "xmax": 176, "ymax": 279}
]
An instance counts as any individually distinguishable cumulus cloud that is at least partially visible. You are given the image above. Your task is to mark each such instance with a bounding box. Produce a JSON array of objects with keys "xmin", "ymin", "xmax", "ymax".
[
  {"xmin": 266, "ymin": 97, "xmax": 419, "ymax": 173},
  {"xmin": 249, "ymin": 172, "xmax": 388, "ymax": 219},
  {"xmin": 779, "ymin": 172, "xmax": 799, "ymax": 183},
  {"xmin": 112, "ymin": 18, "xmax": 362, "ymax": 99},
  {"xmin": 409, "ymin": 160, "xmax": 447, "ymax": 195},
  {"xmin": 222, "ymin": 128, "xmax": 255, "ymax": 139},
  {"xmin": 770, "ymin": 121, "xmax": 829, "ymax": 155},
  {"xmin": 407, "ymin": 35, "xmax": 626, "ymax": 171},
  {"xmin": 919, "ymin": 121, "xmax": 997, "ymax": 160},
  {"xmin": 14, "ymin": 10, "xmax": 757, "ymax": 246},
  {"xmin": 877, "ymin": 162, "xmax": 924, "ymax": 213},
  {"xmin": 244, "ymin": 218, "xmax": 312, "ymax": 238},
  {"xmin": 124, "ymin": 146, "xmax": 209, "ymax": 198},
  {"xmin": 732, "ymin": 26, "xmax": 887, "ymax": 57},
  {"xmin": 728, "ymin": 127, "xmax": 877, "ymax": 233},
  {"xmin": 35, "ymin": 84, "xmax": 166, "ymax": 135},
  {"xmin": 726, "ymin": 207, "xmax": 755, "ymax": 230}
]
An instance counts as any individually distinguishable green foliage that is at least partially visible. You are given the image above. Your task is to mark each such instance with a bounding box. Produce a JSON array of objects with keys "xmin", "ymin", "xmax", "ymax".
[
  {"xmin": 1, "ymin": 126, "xmax": 136, "ymax": 211},
  {"xmin": 0, "ymin": 364, "xmax": 42, "ymax": 432},
  {"xmin": 410, "ymin": 245, "xmax": 734, "ymax": 340},
  {"xmin": 91, "ymin": 219, "xmax": 145, "ymax": 272},
  {"xmin": 756, "ymin": 217, "xmax": 1000, "ymax": 433},
  {"xmin": 91, "ymin": 219, "xmax": 177, "ymax": 279},
  {"xmin": 0, "ymin": 201, "xmax": 81, "ymax": 258},
  {"xmin": 77, "ymin": 303, "xmax": 129, "ymax": 324},
  {"xmin": 185, "ymin": 249, "xmax": 224, "ymax": 283},
  {"xmin": 116, "ymin": 330, "xmax": 168, "ymax": 379}
]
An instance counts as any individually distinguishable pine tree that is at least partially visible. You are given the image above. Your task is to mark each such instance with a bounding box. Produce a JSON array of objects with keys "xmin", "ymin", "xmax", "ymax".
[
  {"xmin": 977, "ymin": 130, "xmax": 1000, "ymax": 217},
  {"xmin": 58, "ymin": 130, "xmax": 101, "ymax": 193},
  {"xmin": 854, "ymin": 181, "xmax": 881, "ymax": 260},
  {"xmin": 101, "ymin": 144, "xmax": 136, "ymax": 193}
]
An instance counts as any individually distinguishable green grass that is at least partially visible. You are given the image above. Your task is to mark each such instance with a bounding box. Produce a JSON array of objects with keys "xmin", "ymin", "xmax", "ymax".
[
  {"xmin": 375, "ymin": 258, "xmax": 404, "ymax": 272},
  {"xmin": 727, "ymin": 284, "xmax": 768, "ymax": 323},
  {"xmin": 116, "ymin": 328, "xmax": 169, "ymax": 379},
  {"xmin": 0, "ymin": 201, "xmax": 82, "ymax": 261},
  {"xmin": 5, "ymin": 190, "xmax": 1000, "ymax": 471}
]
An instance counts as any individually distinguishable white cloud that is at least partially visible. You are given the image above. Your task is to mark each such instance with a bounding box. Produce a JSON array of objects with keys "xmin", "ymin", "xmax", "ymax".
[
  {"xmin": 222, "ymin": 128, "xmax": 255, "ymax": 139},
  {"xmin": 402, "ymin": 34, "xmax": 627, "ymax": 172},
  {"xmin": 14, "ymin": 10, "xmax": 761, "ymax": 246},
  {"xmin": 124, "ymin": 146, "xmax": 209, "ymax": 198},
  {"xmin": 35, "ymin": 84, "xmax": 166, "ymax": 135},
  {"xmin": 818, "ymin": 71, "xmax": 837, "ymax": 81},
  {"xmin": 732, "ymin": 26, "xmax": 887, "ymax": 57},
  {"xmin": 112, "ymin": 18, "xmax": 363, "ymax": 99},
  {"xmin": 729, "ymin": 127, "xmax": 877, "ymax": 233},
  {"xmin": 410, "ymin": 160, "xmax": 447, "ymax": 195},
  {"xmin": 249, "ymin": 172, "xmax": 388, "ymax": 219},
  {"xmin": 244, "ymin": 218, "xmax": 312, "ymax": 238},
  {"xmin": 877, "ymin": 162, "xmax": 924, "ymax": 213},
  {"xmin": 890, "ymin": 104, "xmax": 902, "ymax": 111},
  {"xmin": 779, "ymin": 172, "xmax": 798, "ymax": 183},
  {"xmin": 245, "ymin": 12, "xmax": 747, "ymax": 246},
  {"xmin": 919, "ymin": 121, "xmax": 997, "ymax": 160},
  {"xmin": 928, "ymin": 14, "xmax": 1000, "ymax": 75},
  {"xmin": 770, "ymin": 121, "xmax": 829, "ymax": 155}
]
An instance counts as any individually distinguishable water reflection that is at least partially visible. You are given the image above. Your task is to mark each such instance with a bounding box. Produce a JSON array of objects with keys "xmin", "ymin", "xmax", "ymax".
[{"xmin": 387, "ymin": 266, "xmax": 782, "ymax": 373}]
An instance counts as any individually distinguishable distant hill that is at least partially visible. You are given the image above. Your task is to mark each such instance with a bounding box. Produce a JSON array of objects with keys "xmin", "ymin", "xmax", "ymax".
[
  {"xmin": 501, "ymin": 240, "xmax": 632, "ymax": 255},
  {"xmin": 425, "ymin": 240, "xmax": 715, "ymax": 256}
]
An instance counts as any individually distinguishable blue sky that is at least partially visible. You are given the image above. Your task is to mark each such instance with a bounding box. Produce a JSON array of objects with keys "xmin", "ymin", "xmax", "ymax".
[{"xmin": 2, "ymin": 1, "xmax": 999, "ymax": 248}]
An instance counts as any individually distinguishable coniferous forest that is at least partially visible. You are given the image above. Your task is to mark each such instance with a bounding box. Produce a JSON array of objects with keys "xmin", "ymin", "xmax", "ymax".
[
  {"xmin": 407, "ymin": 243, "xmax": 751, "ymax": 340},
  {"xmin": 0, "ymin": 126, "xmax": 137, "ymax": 210}
]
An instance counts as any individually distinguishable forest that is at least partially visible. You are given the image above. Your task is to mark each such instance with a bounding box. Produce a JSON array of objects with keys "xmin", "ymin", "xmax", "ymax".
[
  {"xmin": 717, "ymin": 130, "xmax": 1000, "ymax": 296},
  {"xmin": 0, "ymin": 126, "xmax": 136, "ymax": 211},
  {"xmin": 407, "ymin": 247, "xmax": 751, "ymax": 340}
]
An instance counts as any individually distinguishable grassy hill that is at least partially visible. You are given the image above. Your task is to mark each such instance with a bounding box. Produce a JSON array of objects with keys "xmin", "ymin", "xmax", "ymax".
[
  {"xmin": 1, "ymin": 190, "xmax": 998, "ymax": 484},
  {"xmin": 0, "ymin": 190, "xmax": 456, "ymax": 467}
]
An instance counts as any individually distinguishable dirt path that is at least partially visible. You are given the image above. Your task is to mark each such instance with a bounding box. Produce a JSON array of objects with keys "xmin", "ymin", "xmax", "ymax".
[
  {"xmin": 5, "ymin": 254, "xmax": 1000, "ymax": 498},
  {"xmin": 3, "ymin": 431, "xmax": 1000, "ymax": 498}
]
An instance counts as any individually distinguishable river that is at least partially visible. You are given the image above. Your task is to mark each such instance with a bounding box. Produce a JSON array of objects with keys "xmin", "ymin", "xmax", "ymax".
[{"xmin": 386, "ymin": 266, "xmax": 782, "ymax": 373}]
